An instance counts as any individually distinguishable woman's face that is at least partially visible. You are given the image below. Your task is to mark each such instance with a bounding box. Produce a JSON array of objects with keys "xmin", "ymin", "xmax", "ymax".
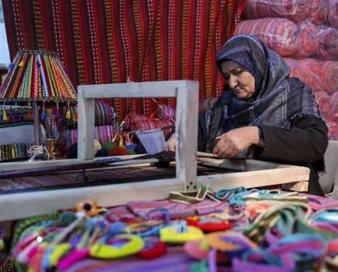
[{"xmin": 220, "ymin": 61, "xmax": 255, "ymax": 100}]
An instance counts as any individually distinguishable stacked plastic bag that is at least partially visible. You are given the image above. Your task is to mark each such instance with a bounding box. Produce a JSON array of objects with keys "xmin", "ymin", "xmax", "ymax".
[{"xmin": 235, "ymin": 0, "xmax": 338, "ymax": 139}]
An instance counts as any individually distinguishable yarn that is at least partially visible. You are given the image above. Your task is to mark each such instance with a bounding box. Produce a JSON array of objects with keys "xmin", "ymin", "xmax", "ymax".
[{"xmin": 235, "ymin": 18, "xmax": 298, "ymax": 57}]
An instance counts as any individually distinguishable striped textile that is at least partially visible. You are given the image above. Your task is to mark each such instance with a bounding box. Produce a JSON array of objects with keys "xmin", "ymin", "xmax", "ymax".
[
  {"xmin": 3, "ymin": 0, "xmax": 244, "ymax": 118},
  {"xmin": 63, "ymin": 125, "xmax": 116, "ymax": 147}
]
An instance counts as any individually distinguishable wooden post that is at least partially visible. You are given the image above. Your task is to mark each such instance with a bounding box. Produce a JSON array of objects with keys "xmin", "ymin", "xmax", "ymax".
[{"xmin": 32, "ymin": 101, "xmax": 40, "ymax": 145}]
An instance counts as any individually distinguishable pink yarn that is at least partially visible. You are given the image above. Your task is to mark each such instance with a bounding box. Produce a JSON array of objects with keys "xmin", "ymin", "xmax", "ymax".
[
  {"xmin": 284, "ymin": 58, "xmax": 322, "ymax": 92},
  {"xmin": 330, "ymin": 91, "xmax": 338, "ymax": 113},
  {"xmin": 57, "ymin": 248, "xmax": 89, "ymax": 271},
  {"xmin": 156, "ymin": 104, "xmax": 175, "ymax": 121},
  {"xmin": 235, "ymin": 18, "xmax": 298, "ymax": 56},
  {"xmin": 314, "ymin": 91, "xmax": 334, "ymax": 121},
  {"xmin": 296, "ymin": 20, "xmax": 319, "ymax": 57},
  {"xmin": 320, "ymin": 61, "xmax": 338, "ymax": 94},
  {"xmin": 244, "ymin": 0, "xmax": 312, "ymax": 23},
  {"xmin": 316, "ymin": 26, "xmax": 338, "ymax": 60},
  {"xmin": 310, "ymin": 0, "xmax": 328, "ymax": 25},
  {"xmin": 328, "ymin": 0, "xmax": 338, "ymax": 29}
]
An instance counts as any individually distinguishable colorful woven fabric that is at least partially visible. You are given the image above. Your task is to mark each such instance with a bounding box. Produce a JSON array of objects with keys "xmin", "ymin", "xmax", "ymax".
[
  {"xmin": 3, "ymin": 0, "xmax": 244, "ymax": 118},
  {"xmin": 244, "ymin": 0, "xmax": 312, "ymax": 23},
  {"xmin": 94, "ymin": 101, "xmax": 114, "ymax": 126},
  {"xmin": 63, "ymin": 125, "xmax": 116, "ymax": 147}
]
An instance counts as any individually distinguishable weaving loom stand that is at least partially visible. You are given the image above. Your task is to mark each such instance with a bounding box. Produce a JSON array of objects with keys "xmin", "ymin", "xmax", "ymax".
[{"xmin": 0, "ymin": 80, "xmax": 310, "ymax": 221}]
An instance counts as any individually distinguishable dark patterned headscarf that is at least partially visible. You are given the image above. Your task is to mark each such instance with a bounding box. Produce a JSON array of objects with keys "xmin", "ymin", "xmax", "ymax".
[
  {"xmin": 215, "ymin": 34, "xmax": 321, "ymax": 131},
  {"xmin": 198, "ymin": 34, "xmax": 324, "ymax": 153}
]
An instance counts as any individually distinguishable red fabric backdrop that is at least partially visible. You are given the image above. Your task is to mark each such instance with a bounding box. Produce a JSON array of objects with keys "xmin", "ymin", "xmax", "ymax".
[{"xmin": 3, "ymin": 0, "xmax": 243, "ymax": 118}]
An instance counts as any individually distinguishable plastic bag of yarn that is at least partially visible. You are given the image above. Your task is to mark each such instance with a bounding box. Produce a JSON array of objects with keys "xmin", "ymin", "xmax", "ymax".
[
  {"xmin": 234, "ymin": 18, "xmax": 298, "ymax": 57},
  {"xmin": 136, "ymin": 128, "xmax": 166, "ymax": 155},
  {"xmin": 316, "ymin": 25, "xmax": 338, "ymax": 60},
  {"xmin": 310, "ymin": 0, "xmax": 328, "ymax": 25},
  {"xmin": 295, "ymin": 20, "xmax": 319, "ymax": 57},
  {"xmin": 244, "ymin": 0, "xmax": 312, "ymax": 23},
  {"xmin": 328, "ymin": 0, "xmax": 338, "ymax": 29}
]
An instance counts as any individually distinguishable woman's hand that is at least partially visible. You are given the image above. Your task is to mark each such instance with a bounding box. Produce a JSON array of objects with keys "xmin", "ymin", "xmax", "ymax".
[
  {"xmin": 212, "ymin": 126, "xmax": 259, "ymax": 158},
  {"xmin": 166, "ymin": 133, "xmax": 177, "ymax": 152}
]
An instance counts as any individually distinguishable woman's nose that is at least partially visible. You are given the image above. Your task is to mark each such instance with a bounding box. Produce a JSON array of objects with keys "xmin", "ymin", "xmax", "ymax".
[{"xmin": 228, "ymin": 75, "xmax": 238, "ymax": 89}]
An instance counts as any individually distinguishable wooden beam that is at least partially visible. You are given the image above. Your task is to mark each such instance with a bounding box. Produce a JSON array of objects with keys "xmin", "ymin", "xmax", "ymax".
[{"xmin": 0, "ymin": 163, "xmax": 309, "ymax": 221}]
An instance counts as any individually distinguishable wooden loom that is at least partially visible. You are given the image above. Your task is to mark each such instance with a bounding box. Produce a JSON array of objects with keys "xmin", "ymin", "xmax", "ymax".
[{"xmin": 0, "ymin": 80, "xmax": 309, "ymax": 221}]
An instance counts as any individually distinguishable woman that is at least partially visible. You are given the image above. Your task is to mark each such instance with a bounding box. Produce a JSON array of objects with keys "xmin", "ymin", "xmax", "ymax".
[{"xmin": 167, "ymin": 34, "xmax": 328, "ymax": 196}]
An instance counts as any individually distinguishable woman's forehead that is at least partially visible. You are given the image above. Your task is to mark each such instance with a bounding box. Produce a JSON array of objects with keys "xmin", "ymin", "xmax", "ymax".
[{"xmin": 220, "ymin": 61, "xmax": 244, "ymax": 72}]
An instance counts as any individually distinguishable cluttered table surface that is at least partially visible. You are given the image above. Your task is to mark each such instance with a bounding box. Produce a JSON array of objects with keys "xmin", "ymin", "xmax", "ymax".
[{"xmin": 2, "ymin": 186, "xmax": 338, "ymax": 272}]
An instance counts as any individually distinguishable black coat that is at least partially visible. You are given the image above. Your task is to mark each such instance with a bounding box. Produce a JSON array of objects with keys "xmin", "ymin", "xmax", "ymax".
[
  {"xmin": 253, "ymin": 116, "xmax": 328, "ymax": 196},
  {"xmin": 198, "ymin": 110, "xmax": 328, "ymax": 196}
]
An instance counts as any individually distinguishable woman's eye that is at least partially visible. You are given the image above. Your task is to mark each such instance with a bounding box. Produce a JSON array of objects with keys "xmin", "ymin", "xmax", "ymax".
[
  {"xmin": 223, "ymin": 73, "xmax": 230, "ymax": 80},
  {"xmin": 233, "ymin": 69, "xmax": 243, "ymax": 75}
]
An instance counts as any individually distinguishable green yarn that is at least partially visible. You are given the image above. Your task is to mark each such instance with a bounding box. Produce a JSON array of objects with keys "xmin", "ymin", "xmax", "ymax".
[
  {"xmin": 11, "ymin": 211, "xmax": 60, "ymax": 251},
  {"xmin": 190, "ymin": 260, "xmax": 208, "ymax": 272}
]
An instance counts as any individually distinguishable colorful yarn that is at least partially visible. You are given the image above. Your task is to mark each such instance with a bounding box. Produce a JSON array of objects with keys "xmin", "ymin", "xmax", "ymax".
[
  {"xmin": 0, "ymin": 50, "xmax": 76, "ymax": 101},
  {"xmin": 0, "ymin": 143, "xmax": 33, "ymax": 162}
]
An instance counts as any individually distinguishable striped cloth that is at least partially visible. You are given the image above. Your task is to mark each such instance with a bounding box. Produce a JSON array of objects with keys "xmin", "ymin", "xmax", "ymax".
[
  {"xmin": 63, "ymin": 125, "xmax": 116, "ymax": 147},
  {"xmin": 3, "ymin": 0, "xmax": 244, "ymax": 118},
  {"xmin": 94, "ymin": 101, "xmax": 114, "ymax": 126}
]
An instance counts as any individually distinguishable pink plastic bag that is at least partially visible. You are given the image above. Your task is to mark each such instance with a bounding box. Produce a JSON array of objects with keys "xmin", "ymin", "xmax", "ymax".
[
  {"xmin": 316, "ymin": 25, "xmax": 338, "ymax": 60},
  {"xmin": 235, "ymin": 18, "xmax": 298, "ymax": 56},
  {"xmin": 328, "ymin": 0, "xmax": 338, "ymax": 29},
  {"xmin": 244, "ymin": 0, "xmax": 312, "ymax": 22}
]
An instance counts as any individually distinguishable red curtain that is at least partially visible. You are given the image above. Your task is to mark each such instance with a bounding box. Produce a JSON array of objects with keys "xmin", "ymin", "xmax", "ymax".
[{"xmin": 3, "ymin": 0, "xmax": 244, "ymax": 118}]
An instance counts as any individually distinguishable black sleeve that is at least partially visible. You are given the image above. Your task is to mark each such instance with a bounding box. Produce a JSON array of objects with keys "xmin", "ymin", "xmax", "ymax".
[{"xmin": 253, "ymin": 115, "xmax": 328, "ymax": 165}]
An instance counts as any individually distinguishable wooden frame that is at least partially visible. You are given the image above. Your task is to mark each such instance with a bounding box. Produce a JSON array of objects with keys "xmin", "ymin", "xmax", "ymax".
[{"xmin": 0, "ymin": 80, "xmax": 309, "ymax": 221}]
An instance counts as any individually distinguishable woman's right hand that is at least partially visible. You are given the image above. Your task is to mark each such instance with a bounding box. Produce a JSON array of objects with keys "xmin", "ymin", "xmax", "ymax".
[{"xmin": 166, "ymin": 133, "xmax": 176, "ymax": 152}]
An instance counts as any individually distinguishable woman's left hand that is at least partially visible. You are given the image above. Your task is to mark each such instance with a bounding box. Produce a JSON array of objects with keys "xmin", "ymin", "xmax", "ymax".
[{"xmin": 212, "ymin": 126, "xmax": 259, "ymax": 158}]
